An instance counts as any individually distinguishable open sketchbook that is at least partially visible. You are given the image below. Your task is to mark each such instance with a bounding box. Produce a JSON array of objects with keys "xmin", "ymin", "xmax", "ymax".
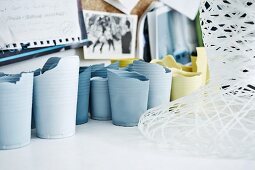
[
  {"xmin": 0, "ymin": 0, "xmax": 85, "ymax": 50},
  {"xmin": 0, "ymin": 0, "xmax": 87, "ymax": 65}
]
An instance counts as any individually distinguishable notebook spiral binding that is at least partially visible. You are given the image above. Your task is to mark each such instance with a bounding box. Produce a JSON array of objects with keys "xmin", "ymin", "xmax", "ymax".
[{"xmin": 3, "ymin": 36, "xmax": 81, "ymax": 50}]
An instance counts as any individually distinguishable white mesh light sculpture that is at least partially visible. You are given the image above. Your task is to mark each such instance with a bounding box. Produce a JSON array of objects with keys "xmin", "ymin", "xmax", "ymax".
[{"xmin": 138, "ymin": 0, "xmax": 255, "ymax": 159}]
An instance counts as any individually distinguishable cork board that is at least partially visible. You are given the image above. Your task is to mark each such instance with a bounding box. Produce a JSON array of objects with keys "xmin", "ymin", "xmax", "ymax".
[{"xmin": 82, "ymin": 0, "xmax": 154, "ymax": 17}]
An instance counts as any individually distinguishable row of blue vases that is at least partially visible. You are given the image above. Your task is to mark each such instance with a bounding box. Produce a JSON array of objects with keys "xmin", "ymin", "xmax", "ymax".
[
  {"xmin": 0, "ymin": 59, "xmax": 172, "ymax": 150},
  {"xmin": 0, "ymin": 56, "xmax": 80, "ymax": 149},
  {"xmin": 88, "ymin": 61, "xmax": 172, "ymax": 126},
  {"xmin": 76, "ymin": 62, "xmax": 119, "ymax": 124},
  {"xmin": 0, "ymin": 72, "xmax": 33, "ymax": 150}
]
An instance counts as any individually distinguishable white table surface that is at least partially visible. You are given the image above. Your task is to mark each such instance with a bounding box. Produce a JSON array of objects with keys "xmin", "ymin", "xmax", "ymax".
[{"xmin": 0, "ymin": 120, "xmax": 255, "ymax": 170}]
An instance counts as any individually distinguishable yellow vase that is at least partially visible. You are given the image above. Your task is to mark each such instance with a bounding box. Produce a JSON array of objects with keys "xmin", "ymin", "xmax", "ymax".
[
  {"xmin": 196, "ymin": 47, "xmax": 208, "ymax": 85},
  {"xmin": 150, "ymin": 48, "xmax": 210, "ymax": 101},
  {"xmin": 170, "ymin": 68, "xmax": 203, "ymax": 101},
  {"xmin": 111, "ymin": 58, "xmax": 138, "ymax": 68}
]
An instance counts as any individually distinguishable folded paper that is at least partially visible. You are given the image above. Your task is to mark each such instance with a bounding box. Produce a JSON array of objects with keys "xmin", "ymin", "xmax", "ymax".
[
  {"xmin": 107, "ymin": 69, "xmax": 149, "ymax": 126},
  {"xmin": 0, "ymin": 72, "xmax": 33, "ymax": 150},
  {"xmin": 160, "ymin": 0, "xmax": 201, "ymax": 20},
  {"xmin": 104, "ymin": 0, "xmax": 139, "ymax": 14},
  {"xmin": 182, "ymin": 16, "xmax": 198, "ymax": 54},
  {"xmin": 172, "ymin": 11, "xmax": 190, "ymax": 64},
  {"xmin": 143, "ymin": 5, "xmax": 195, "ymax": 64},
  {"xmin": 147, "ymin": 5, "xmax": 174, "ymax": 60},
  {"xmin": 137, "ymin": 1, "xmax": 165, "ymax": 60},
  {"xmin": 33, "ymin": 56, "xmax": 79, "ymax": 139}
]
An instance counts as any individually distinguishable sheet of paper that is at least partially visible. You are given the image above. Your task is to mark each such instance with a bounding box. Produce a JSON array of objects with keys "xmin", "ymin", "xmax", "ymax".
[
  {"xmin": 147, "ymin": 11, "xmax": 157, "ymax": 59},
  {"xmin": 0, "ymin": 0, "xmax": 82, "ymax": 49},
  {"xmin": 160, "ymin": 0, "xmax": 201, "ymax": 20},
  {"xmin": 104, "ymin": 0, "xmax": 139, "ymax": 14},
  {"xmin": 118, "ymin": 0, "xmax": 139, "ymax": 11},
  {"xmin": 155, "ymin": 6, "xmax": 173, "ymax": 60},
  {"xmin": 137, "ymin": 1, "xmax": 165, "ymax": 59}
]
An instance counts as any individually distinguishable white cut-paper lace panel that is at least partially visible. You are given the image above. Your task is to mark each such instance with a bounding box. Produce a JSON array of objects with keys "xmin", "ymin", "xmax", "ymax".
[{"xmin": 138, "ymin": 0, "xmax": 255, "ymax": 159}]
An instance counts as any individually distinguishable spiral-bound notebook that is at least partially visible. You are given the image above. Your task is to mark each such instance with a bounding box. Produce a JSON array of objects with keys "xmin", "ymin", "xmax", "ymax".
[
  {"xmin": 0, "ymin": 0, "xmax": 85, "ymax": 50},
  {"xmin": 0, "ymin": 0, "xmax": 87, "ymax": 66}
]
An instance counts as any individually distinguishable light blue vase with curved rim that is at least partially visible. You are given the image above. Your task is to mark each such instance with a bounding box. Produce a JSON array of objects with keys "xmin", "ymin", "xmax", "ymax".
[
  {"xmin": 91, "ymin": 62, "xmax": 119, "ymax": 78},
  {"xmin": 132, "ymin": 60, "xmax": 172, "ymax": 109},
  {"xmin": 0, "ymin": 72, "xmax": 34, "ymax": 150},
  {"xmin": 33, "ymin": 56, "xmax": 79, "ymax": 139},
  {"xmin": 107, "ymin": 69, "xmax": 149, "ymax": 127},
  {"xmin": 76, "ymin": 66, "xmax": 91, "ymax": 125},
  {"xmin": 90, "ymin": 77, "xmax": 111, "ymax": 121}
]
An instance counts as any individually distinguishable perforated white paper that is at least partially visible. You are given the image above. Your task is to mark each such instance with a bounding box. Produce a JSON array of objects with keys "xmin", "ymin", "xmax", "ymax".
[
  {"xmin": 138, "ymin": 0, "xmax": 255, "ymax": 159},
  {"xmin": 0, "ymin": 0, "xmax": 82, "ymax": 49}
]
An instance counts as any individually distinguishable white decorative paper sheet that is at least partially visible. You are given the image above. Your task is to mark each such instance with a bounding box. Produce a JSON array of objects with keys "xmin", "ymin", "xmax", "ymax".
[
  {"xmin": 0, "ymin": 0, "xmax": 82, "ymax": 49},
  {"xmin": 160, "ymin": 0, "xmax": 201, "ymax": 20},
  {"xmin": 139, "ymin": 0, "xmax": 255, "ymax": 159}
]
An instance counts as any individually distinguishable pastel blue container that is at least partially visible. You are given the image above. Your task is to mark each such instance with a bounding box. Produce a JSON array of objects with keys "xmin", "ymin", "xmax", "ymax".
[
  {"xmin": 120, "ymin": 63, "xmax": 133, "ymax": 72},
  {"xmin": 91, "ymin": 62, "xmax": 119, "ymax": 78},
  {"xmin": 33, "ymin": 57, "xmax": 79, "ymax": 139},
  {"xmin": 91, "ymin": 63, "xmax": 105, "ymax": 71},
  {"xmin": 76, "ymin": 66, "xmax": 91, "ymax": 125},
  {"xmin": 90, "ymin": 77, "xmax": 111, "ymax": 120},
  {"xmin": 31, "ymin": 70, "xmax": 41, "ymax": 130},
  {"xmin": 132, "ymin": 60, "xmax": 172, "ymax": 109},
  {"xmin": 107, "ymin": 69, "xmax": 149, "ymax": 127},
  {"xmin": 0, "ymin": 73, "xmax": 34, "ymax": 150}
]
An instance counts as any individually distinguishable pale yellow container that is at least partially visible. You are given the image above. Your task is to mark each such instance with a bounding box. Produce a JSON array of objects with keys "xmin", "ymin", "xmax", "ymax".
[
  {"xmin": 171, "ymin": 69, "xmax": 203, "ymax": 101},
  {"xmin": 150, "ymin": 48, "xmax": 210, "ymax": 101},
  {"xmin": 111, "ymin": 58, "xmax": 138, "ymax": 68}
]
